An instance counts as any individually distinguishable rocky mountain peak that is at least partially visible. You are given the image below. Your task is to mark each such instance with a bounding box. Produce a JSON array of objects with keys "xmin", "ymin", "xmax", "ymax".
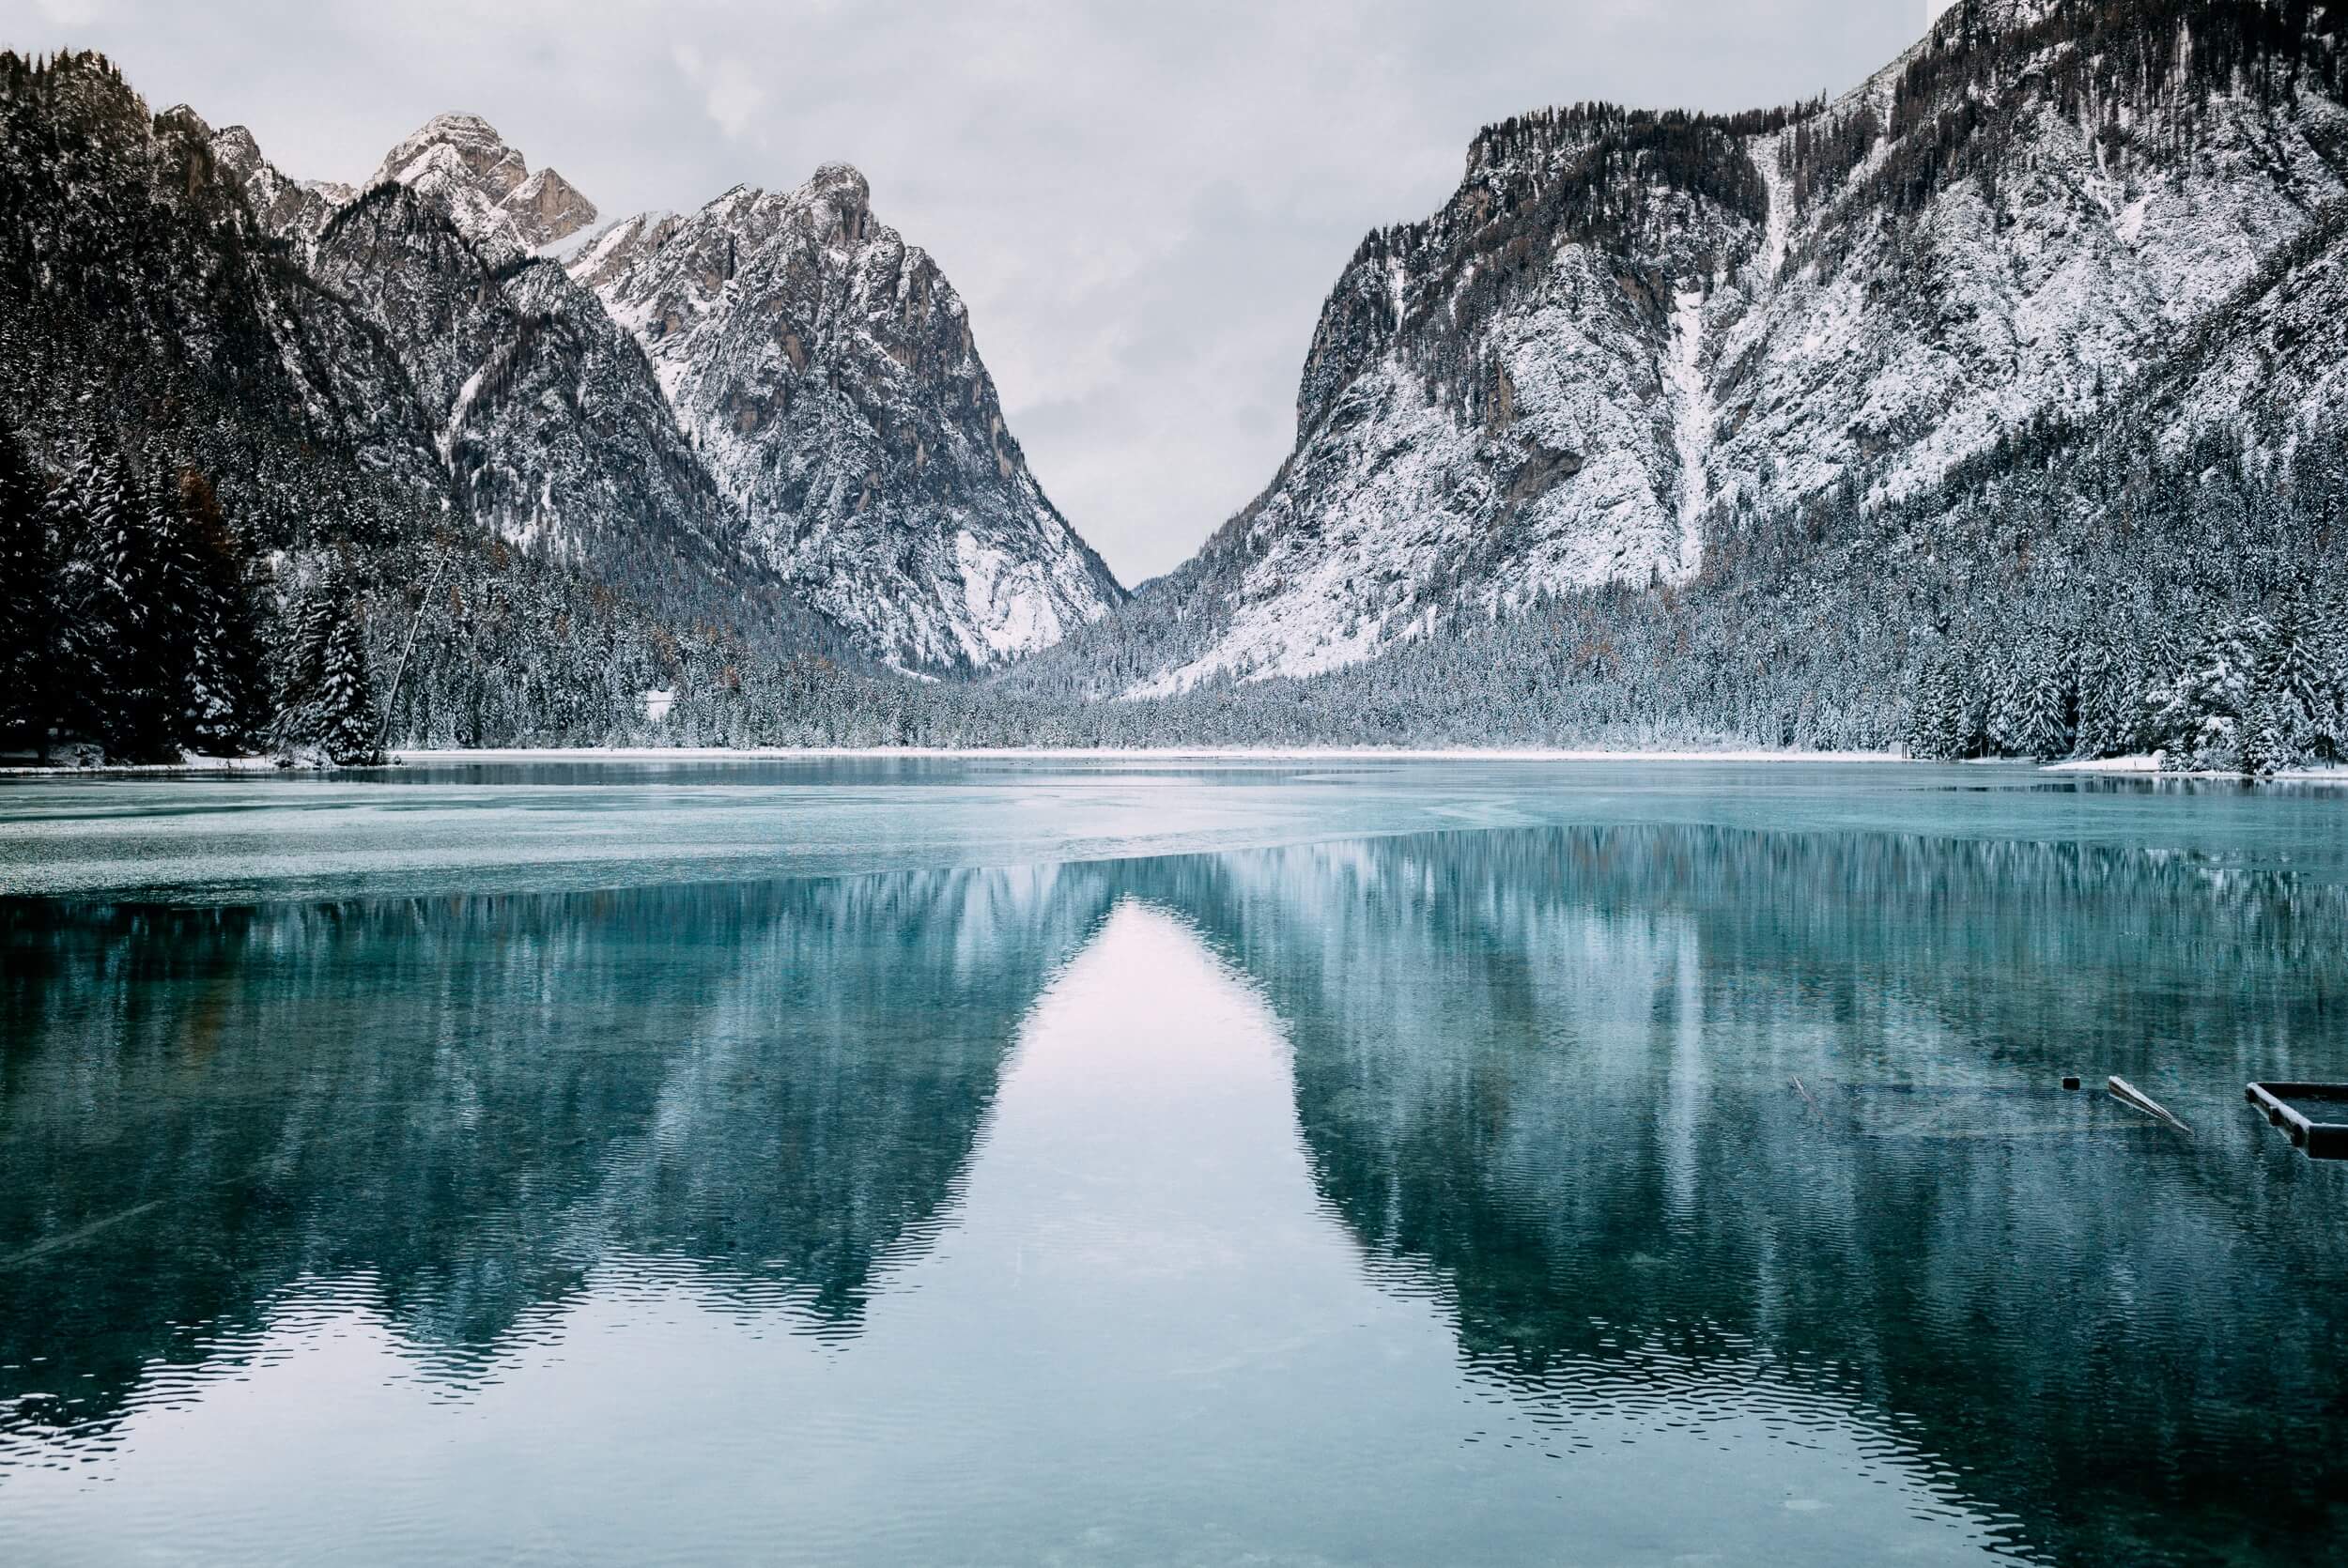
[
  {"xmin": 370, "ymin": 112, "xmax": 520, "ymax": 189},
  {"xmin": 365, "ymin": 112, "xmax": 596, "ymax": 255},
  {"xmin": 570, "ymin": 162, "xmax": 1124, "ymax": 669},
  {"xmin": 805, "ymin": 161, "xmax": 870, "ymax": 203},
  {"xmin": 803, "ymin": 161, "xmax": 872, "ymax": 240}
]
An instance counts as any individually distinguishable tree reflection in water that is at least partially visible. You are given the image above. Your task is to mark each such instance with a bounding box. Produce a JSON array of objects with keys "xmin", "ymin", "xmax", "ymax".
[{"xmin": 4, "ymin": 822, "xmax": 2344, "ymax": 1562}]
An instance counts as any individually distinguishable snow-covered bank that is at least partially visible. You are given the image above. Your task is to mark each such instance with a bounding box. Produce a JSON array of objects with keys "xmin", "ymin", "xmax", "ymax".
[
  {"xmin": 4, "ymin": 746, "xmax": 1916, "ymax": 776},
  {"xmin": 2044, "ymin": 756, "xmax": 2162, "ymax": 774},
  {"xmin": 26, "ymin": 746, "xmax": 2346, "ymax": 779},
  {"xmin": 2045, "ymin": 755, "xmax": 2348, "ymax": 783},
  {"xmin": 0, "ymin": 754, "xmax": 288, "ymax": 777},
  {"xmin": 382, "ymin": 746, "xmax": 1914, "ymax": 765}
]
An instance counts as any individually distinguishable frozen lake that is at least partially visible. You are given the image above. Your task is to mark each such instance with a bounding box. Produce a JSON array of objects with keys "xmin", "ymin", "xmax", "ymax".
[{"xmin": 2, "ymin": 759, "xmax": 2345, "ymax": 1563}]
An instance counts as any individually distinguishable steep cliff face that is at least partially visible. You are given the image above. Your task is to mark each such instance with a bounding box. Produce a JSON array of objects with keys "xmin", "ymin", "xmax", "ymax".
[
  {"xmin": 571, "ymin": 166, "xmax": 1125, "ymax": 671},
  {"xmin": 301, "ymin": 181, "xmax": 740, "ymax": 579},
  {"xmin": 202, "ymin": 119, "xmax": 349, "ymax": 243},
  {"xmin": 1119, "ymin": 0, "xmax": 2348, "ymax": 693}
]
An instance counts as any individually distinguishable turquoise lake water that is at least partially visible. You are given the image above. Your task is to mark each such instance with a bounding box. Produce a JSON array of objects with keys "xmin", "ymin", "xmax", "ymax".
[{"xmin": 2, "ymin": 759, "xmax": 2345, "ymax": 1564}]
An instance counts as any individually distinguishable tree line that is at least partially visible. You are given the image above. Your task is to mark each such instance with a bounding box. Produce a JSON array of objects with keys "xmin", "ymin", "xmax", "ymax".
[{"xmin": 8, "ymin": 398, "xmax": 2344, "ymax": 777}]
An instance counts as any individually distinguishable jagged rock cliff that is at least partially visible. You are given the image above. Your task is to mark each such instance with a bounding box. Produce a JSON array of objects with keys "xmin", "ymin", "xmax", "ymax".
[
  {"xmin": 300, "ymin": 179, "xmax": 741, "ymax": 579},
  {"xmin": 365, "ymin": 112, "xmax": 596, "ymax": 256},
  {"xmin": 571, "ymin": 166, "xmax": 1125, "ymax": 671},
  {"xmin": 1113, "ymin": 0, "xmax": 2348, "ymax": 693}
]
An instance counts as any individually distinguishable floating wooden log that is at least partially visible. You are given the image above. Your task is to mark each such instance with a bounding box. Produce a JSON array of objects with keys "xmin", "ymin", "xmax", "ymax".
[
  {"xmin": 2245, "ymin": 1083, "xmax": 2348, "ymax": 1160},
  {"xmin": 2108, "ymin": 1076, "xmax": 2191, "ymax": 1137}
]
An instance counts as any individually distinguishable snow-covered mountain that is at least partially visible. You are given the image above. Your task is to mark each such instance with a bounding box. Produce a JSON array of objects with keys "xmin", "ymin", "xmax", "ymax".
[
  {"xmin": 173, "ymin": 103, "xmax": 752, "ymax": 593},
  {"xmin": 312, "ymin": 108, "xmax": 1122, "ymax": 671},
  {"xmin": 1108, "ymin": 0, "xmax": 2348, "ymax": 694},
  {"xmin": 10, "ymin": 14, "xmax": 2345, "ymax": 761},
  {"xmin": 365, "ymin": 113, "xmax": 597, "ymax": 257},
  {"xmin": 203, "ymin": 121, "xmax": 352, "ymax": 243},
  {"xmin": 178, "ymin": 92, "xmax": 1120, "ymax": 675},
  {"xmin": 570, "ymin": 166, "xmax": 1124, "ymax": 670}
]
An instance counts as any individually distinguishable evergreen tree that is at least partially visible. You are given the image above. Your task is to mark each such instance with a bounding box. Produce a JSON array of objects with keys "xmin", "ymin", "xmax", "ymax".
[
  {"xmin": 2070, "ymin": 637, "xmax": 2139, "ymax": 760},
  {"xmin": 0, "ymin": 411, "xmax": 54, "ymax": 754},
  {"xmin": 313, "ymin": 608, "xmax": 380, "ymax": 765},
  {"xmin": 2242, "ymin": 604, "xmax": 2332, "ymax": 777},
  {"xmin": 272, "ymin": 562, "xmax": 378, "ymax": 763},
  {"xmin": 2009, "ymin": 656, "xmax": 2075, "ymax": 761},
  {"xmin": 159, "ymin": 469, "xmax": 264, "ymax": 755},
  {"xmin": 53, "ymin": 443, "xmax": 177, "ymax": 761},
  {"xmin": 271, "ymin": 567, "xmax": 340, "ymax": 755},
  {"xmin": 2147, "ymin": 617, "xmax": 2259, "ymax": 775}
]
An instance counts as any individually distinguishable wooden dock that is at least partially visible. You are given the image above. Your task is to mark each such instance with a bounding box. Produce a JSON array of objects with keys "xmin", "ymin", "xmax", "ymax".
[{"xmin": 2245, "ymin": 1083, "xmax": 2348, "ymax": 1160}]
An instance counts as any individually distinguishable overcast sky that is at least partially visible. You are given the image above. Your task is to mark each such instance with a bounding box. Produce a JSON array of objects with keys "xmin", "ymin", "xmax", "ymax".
[{"xmin": 13, "ymin": 1, "xmax": 1928, "ymax": 582}]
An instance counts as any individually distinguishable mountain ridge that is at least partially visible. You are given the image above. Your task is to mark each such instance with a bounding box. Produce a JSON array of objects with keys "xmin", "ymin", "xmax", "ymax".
[
  {"xmin": 1050, "ymin": 0, "xmax": 2345, "ymax": 697},
  {"xmin": 0, "ymin": 48, "xmax": 1128, "ymax": 773}
]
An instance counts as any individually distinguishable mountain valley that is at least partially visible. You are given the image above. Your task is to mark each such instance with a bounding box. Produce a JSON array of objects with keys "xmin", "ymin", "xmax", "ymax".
[{"xmin": 3, "ymin": 0, "xmax": 2345, "ymax": 770}]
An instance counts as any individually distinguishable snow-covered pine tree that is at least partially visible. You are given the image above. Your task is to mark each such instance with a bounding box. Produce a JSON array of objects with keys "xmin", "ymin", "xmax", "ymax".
[
  {"xmin": 2147, "ymin": 616, "xmax": 2260, "ymax": 775},
  {"xmin": 2242, "ymin": 602, "xmax": 2333, "ymax": 777},
  {"xmin": 2069, "ymin": 636, "xmax": 2139, "ymax": 761},
  {"xmin": 312, "ymin": 607, "xmax": 380, "ymax": 765},
  {"xmin": 1985, "ymin": 648, "xmax": 2027, "ymax": 757},
  {"xmin": 54, "ymin": 443, "xmax": 177, "ymax": 761},
  {"xmin": 159, "ymin": 469, "xmax": 264, "ymax": 756},
  {"xmin": 0, "ymin": 411, "xmax": 54, "ymax": 754},
  {"xmin": 1906, "ymin": 652, "xmax": 1962, "ymax": 760},
  {"xmin": 140, "ymin": 461, "xmax": 206, "ymax": 746},
  {"xmin": 270, "ymin": 566, "xmax": 341, "ymax": 756},
  {"xmin": 1908, "ymin": 639, "xmax": 1987, "ymax": 761},
  {"xmin": 2318, "ymin": 584, "xmax": 2348, "ymax": 762},
  {"xmin": 2011, "ymin": 655, "xmax": 2076, "ymax": 761}
]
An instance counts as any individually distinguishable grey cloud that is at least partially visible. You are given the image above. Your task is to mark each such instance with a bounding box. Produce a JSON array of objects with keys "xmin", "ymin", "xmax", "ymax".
[{"xmin": 6, "ymin": 1, "xmax": 1922, "ymax": 582}]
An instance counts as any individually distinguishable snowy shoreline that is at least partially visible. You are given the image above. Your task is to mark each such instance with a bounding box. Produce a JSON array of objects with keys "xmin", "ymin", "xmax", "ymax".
[
  {"xmin": 2045, "ymin": 755, "xmax": 2348, "ymax": 783},
  {"xmin": 4, "ymin": 745, "xmax": 1918, "ymax": 775},
  {"xmin": 390, "ymin": 745, "xmax": 1920, "ymax": 764},
  {"xmin": 10, "ymin": 746, "xmax": 2343, "ymax": 779}
]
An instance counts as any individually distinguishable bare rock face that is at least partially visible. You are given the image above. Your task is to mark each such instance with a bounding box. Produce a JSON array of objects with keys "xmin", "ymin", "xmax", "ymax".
[
  {"xmin": 503, "ymin": 166, "xmax": 596, "ymax": 248},
  {"xmin": 571, "ymin": 163, "xmax": 1125, "ymax": 671},
  {"xmin": 366, "ymin": 113, "xmax": 597, "ymax": 255},
  {"xmin": 1113, "ymin": 0, "xmax": 2348, "ymax": 694},
  {"xmin": 202, "ymin": 120, "xmax": 346, "ymax": 242}
]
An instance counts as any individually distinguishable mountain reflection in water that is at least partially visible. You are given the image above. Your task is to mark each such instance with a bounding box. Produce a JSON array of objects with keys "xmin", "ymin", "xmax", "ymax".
[{"xmin": 3, "ymin": 822, "xmax": 2345, "ymax": 1564}]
